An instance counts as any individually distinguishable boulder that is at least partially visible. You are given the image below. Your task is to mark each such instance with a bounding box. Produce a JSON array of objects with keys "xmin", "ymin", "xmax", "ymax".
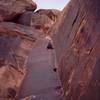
[
  {"xmin": 0, "ymin": 22, "xmax": 41, "ymax": 99},
  {"xmin": 0, "ymin": 0, "xmax": 37, "ymax": 21},
  {"xmin": 17, "ymin": 9, "xmax": 61, "ymax": 35},
  {"xmin": 52, "ymin": 0, "xmax": 100, "ymax": 100}
]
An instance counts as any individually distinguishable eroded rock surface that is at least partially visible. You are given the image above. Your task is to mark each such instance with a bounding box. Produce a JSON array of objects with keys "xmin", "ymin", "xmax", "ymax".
[
  {"xmin": 0, "ymin": 22, "xmax": 41, "ymax": 99},
  {"xmin": 17, "ymin": 9, "xmax": 61, "ymax": 35},
  {"xmin": 35, "ymin": 9, "xmax": 60, "ymax": 22},
  {"xmin": 52, "ymin": 0, "xmax": 100, "ymax": 100},
  {"xmin": 0, "ymin": 0, "xmax": 37, "ymax": 21}
]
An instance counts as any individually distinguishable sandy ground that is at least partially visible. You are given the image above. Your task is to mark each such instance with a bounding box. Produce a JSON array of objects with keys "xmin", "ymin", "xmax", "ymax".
[{"xmin": 19, "ymin": 38, "xmax": 64, "ymax": 100}]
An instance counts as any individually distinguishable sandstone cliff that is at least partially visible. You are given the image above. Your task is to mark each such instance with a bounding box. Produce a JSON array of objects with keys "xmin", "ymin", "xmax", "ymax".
[
  {"xmin": 0, "ymin": 0, "xmax": 60, "ymax": 99},
  {"xmin": 0, "ymin": 0, "xmax": 99, "ymax": 100},
  {"xmin": 0, "ymin": 22, "xmax": 40, "ymax": 99},
  {"xmin": 17, "ymin": 9, "xmax": 60, "ymax": 35},
  {"xmin": 51, "ymin": 0, "xmax": 100, "ymax": 100},
  {"xmin": 0, "ymin": 0, "xmax": 37, "ymax": 21}
]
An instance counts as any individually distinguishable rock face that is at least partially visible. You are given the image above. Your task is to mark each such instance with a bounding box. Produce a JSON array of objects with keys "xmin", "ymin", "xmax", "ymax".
[
  {"xmin": 35, "ymin": 9, "xmax": 60, "ymax": 22},
  {"xmin": 0, "ymin": 22, "xmax": 40, "ymax": 99},
  {"xmin": 52, "ymin": 0, "xmax": 100, "ymax": 100},
  {"xmin": 17, "ymin": 9, "xmax": 60, "ymax": 35},
  {"xmin": 0, "ymin": 0, "xmax": 37, "ymax": 21},
  {"xmin": 0, "ymin": 0, "xmax": 60, "ymax": 99}
]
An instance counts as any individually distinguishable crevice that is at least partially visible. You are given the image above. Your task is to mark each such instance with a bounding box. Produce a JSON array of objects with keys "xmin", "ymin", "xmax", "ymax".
[{"xmin": 72, "ymin": 9, "xmax": 79, "ymax": 27}]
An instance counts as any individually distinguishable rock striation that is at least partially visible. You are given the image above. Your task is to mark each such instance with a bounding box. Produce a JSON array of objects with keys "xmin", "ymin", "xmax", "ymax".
[
  {"xmin": 0, "ymin": 0, "xmax": 60, "ymax": 99},
  {"xmin": 0, "ymin": 0, "xmax": 37, "ymax": 21},
  {"xmin": 17, "ymin": 9, "xmax": 60, "ymax": 35},
  {"xmin": 0, "ymin": 22, "xmax": 41, "ymax": 99},
  {"xmin": 52, "ymin": 0, "xmax": 100, "ymax": 100}
]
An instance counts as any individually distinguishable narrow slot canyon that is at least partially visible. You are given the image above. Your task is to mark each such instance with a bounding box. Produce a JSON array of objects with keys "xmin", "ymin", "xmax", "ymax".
[{"xmin": 0, "ymin": 0, "xmax": 99, "ymax": 100}]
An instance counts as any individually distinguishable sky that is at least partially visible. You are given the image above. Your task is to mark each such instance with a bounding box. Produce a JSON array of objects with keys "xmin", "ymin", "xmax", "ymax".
[{"xmin": 33, "ymin": 0, "xmax": 70, "ymax": 10}]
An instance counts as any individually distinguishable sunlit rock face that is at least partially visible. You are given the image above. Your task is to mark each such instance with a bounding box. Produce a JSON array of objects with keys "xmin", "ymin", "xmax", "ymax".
[
  {"xmin": 0, "ymin": 22, "xmax": 40, "ymax": 99},
  {"xmin": 17, "ymin": 9, "xmax": 61, "ymax": 35},
  {"xmin": 0, "ymin": 0, "xmax": 37, "ymax": 21},
  {"xmin": 52, "ymin": 0, "xmax": 100, "ymax": 100}
]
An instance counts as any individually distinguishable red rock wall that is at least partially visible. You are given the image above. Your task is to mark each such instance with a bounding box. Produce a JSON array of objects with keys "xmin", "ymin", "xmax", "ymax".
[
  {"xmin": 0, "ymin": 22, "xmax": 39, "ymax": 99},
  {"xmin": 52, "ymin": 0, "xmax": 100, "ymax": 100},
  {"xmin": 0, "ymin": 0, "xmax": 60, "ymax": 99},
  {"xmin": 0, "ymin": 0, "xmax": 37, "ymax": 21}
]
